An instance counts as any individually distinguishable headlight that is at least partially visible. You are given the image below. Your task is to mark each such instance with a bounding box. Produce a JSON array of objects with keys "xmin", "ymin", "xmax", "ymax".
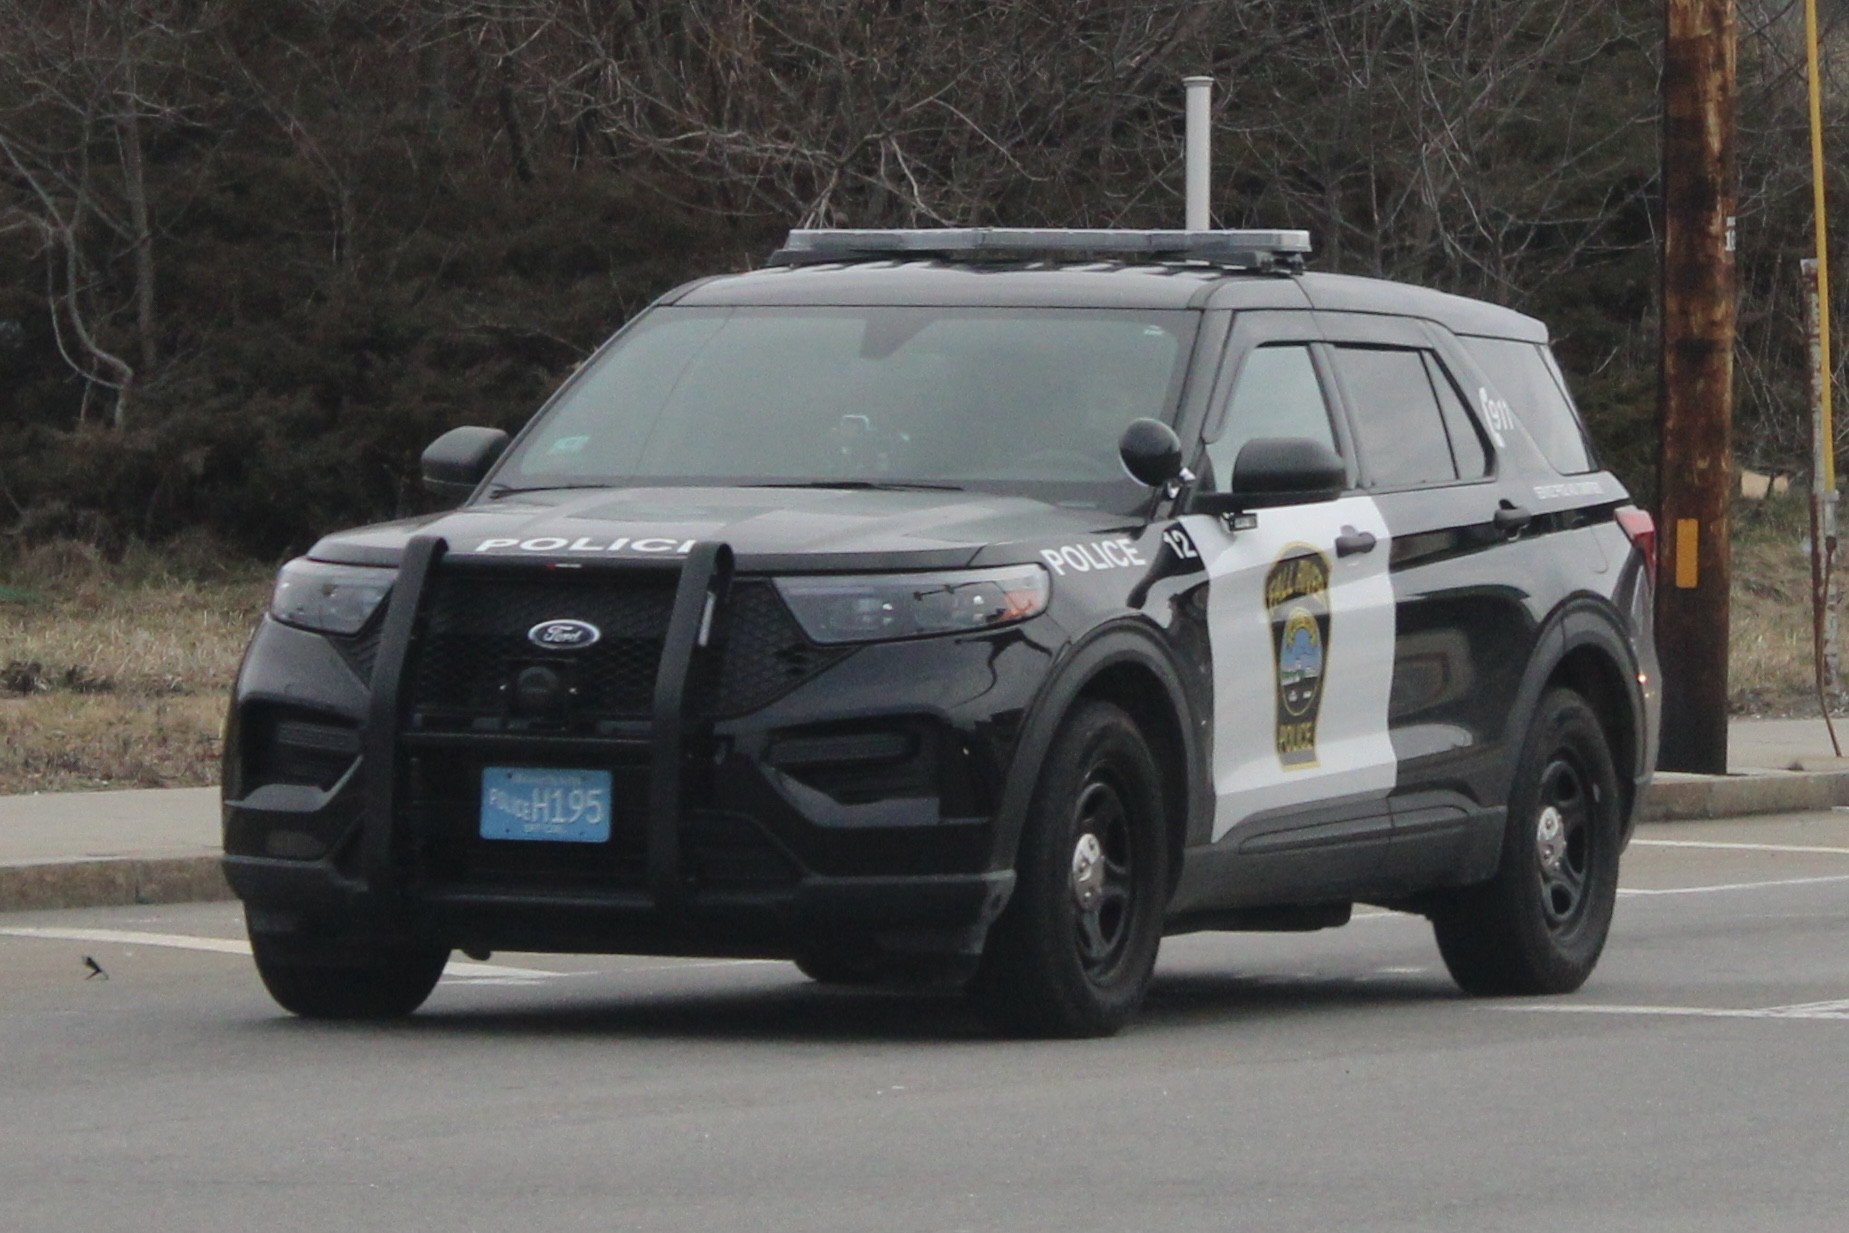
[
  {"xmin": 775, "ymin": 565, "xmax": 1050, "ymax": 645},
  {"xmin": 269, "ymin": 559, "xmax": 396, "ymax": 635}
]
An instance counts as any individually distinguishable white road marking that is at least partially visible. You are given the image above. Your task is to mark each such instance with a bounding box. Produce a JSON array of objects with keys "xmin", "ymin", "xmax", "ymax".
[
  {"xmin": 1618, "ymin": 873, "xmax": 1849, "ymax": 897},
  {"xmin": 445, "ymin": 961, "xmax": 576, "ymax": 981},
  {"xmin": 1632, "ymin": 839, "xmax": 1849, "ymax": 857},
  {"xmin": 626, "ymin": 958, "xmax": 786, "ymax": 972},
  {"xmin": 0, "ymin": 926, "xmax": 568, "ymax": 981},
  {"xmin": 0, "ymin": 926, "xmax": 252, "ymax": 955},
  {"xmin": 0, "ymin": 926, "xmax": 793, "ymax": 985},
  {"xmin": 1493, "ymin": 1000, "xmax": 1849, "ymax": 1022}
]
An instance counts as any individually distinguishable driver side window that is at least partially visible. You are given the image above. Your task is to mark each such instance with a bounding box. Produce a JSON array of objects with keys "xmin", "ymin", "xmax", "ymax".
[{"xmin": 1204, "ymin": 344, "xmax": 1338, "ymax": 487}]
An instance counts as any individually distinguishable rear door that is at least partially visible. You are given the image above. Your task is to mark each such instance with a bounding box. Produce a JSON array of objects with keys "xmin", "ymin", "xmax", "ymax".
[{"xmin": 1318, "ymin": 312, "xmax": 1546, "ymax": 879}]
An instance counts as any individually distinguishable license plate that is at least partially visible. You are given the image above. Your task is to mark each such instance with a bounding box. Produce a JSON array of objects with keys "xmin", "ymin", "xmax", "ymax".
[{"xmin": 480, "ymin": 767, "xmax": 612, "ymax": 843}]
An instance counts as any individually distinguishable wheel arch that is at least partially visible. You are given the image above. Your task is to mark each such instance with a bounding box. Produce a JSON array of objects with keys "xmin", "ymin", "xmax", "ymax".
[
  {"xmin": 988, "ymin": 622, "xmax": 1206, "ymax": 898},
  {"xmin": 1516, "ymin": 597, "xmax": 1649, "ymax": 838}
]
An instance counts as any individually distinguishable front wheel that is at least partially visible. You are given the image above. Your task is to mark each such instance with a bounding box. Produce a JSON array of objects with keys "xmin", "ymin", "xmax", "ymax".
[
  {"xmin": 1431, "ymin": 688, "xmax": 1622, "ymax": 996},
  {"xmin": 249, "ymin": 921, "xmax": 449, "ymax": 1019},
  {"xmin": 974, "ymin": 701, "xmax": 1168, "ymax": 1037}
]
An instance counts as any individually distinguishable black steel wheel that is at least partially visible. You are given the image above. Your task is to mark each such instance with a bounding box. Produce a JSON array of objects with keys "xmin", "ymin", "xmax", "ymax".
[
  {"xmin": 249, "ymin": 920, "xmax": 449, "ymax": 1019},
  {"xmin": 1432, "ymin": 688, "xmax": 1622, "ymax": 996},
  {"xmin": 974, "ymin": 700, "xmax": 1167, "ymax": 1037}
]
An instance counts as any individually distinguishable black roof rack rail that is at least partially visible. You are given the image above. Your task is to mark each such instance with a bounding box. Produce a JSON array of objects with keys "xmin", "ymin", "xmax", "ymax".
[{"xmin": 767, "ymin": 227, "xmax": 1312, "ymax": 272}]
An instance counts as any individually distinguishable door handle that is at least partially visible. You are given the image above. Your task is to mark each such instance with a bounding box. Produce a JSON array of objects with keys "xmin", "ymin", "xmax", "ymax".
[
  {"xmin": 1493, "ymin": 502, "xmax": 1533, "ymax": 534},
  {"xmin": 1335, "ymin": 526, "xmax": 1377, "ymax": 557}
]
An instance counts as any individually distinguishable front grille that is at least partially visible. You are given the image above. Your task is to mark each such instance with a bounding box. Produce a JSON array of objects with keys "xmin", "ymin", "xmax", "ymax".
[
  {"xmin": 410, "ymin": 571, "xmax": 676, "ymax": 724},
  {"xmin": 714, "ymin": 582, "xmax": 851, "ymax": 715},
  {"xmin": 404, "ymin": 569, "xmax": 847, "ymax": 729},
  {"xmin": 391, "ymin": 560, "xmax": 837, "ymax": 897}
]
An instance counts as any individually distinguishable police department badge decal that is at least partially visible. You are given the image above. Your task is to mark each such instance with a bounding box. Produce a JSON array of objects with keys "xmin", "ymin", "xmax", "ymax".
[{"xmin": 1265, "ymin": 545, "xmax": 1332, "ymax": 769}]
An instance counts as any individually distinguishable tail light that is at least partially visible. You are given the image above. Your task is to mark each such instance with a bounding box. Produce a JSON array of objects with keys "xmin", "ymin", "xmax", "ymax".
[{"xmin": 1615, "ymin": 506, "xmax": 1656, "ymax": 577}]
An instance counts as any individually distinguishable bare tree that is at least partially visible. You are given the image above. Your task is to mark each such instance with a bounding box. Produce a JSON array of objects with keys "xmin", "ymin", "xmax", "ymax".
[{"xmin": 0, "ymin": 0, "xmax": 207, "ymax": 427}]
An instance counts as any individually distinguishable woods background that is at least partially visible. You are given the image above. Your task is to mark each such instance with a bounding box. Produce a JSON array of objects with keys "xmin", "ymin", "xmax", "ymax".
[{"xmin": 0, "ymin": 0, "xmax": 1843, "ymax": 560}]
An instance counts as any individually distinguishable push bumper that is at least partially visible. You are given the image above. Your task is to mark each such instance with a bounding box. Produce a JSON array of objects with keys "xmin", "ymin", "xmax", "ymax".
[{"xmin": 225, "ymin": 534, "xmax": 1021, "ymax": 960}]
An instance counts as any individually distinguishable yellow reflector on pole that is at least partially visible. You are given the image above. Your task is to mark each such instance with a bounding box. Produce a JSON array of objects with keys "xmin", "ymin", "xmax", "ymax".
[{"xmin": 1676, "ymin": 519, "xmax": 1701, "ymax": 589}]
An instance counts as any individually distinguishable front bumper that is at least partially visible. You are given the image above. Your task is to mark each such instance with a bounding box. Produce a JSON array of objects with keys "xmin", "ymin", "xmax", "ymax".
[
  {"xmin": 224, "ymin": 535, "xmax": 1047, "ymax": 959},
  {"xmin": 224, "ymin": 853, "xmax": 1013, "ymax": 959}
]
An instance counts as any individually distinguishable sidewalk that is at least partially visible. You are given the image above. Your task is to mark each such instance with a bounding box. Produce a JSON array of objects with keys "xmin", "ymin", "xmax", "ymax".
[
  {"xmin": 4, "ymin": 718, "xmax": 1849, "ymax": 913},
  {"xmin": 1645, "ymin": 716, "xmax": 1849, "ymax": 821},
  {"xmin": 0, "ymin": 787, "xmax": 225, "ymax": 913}
]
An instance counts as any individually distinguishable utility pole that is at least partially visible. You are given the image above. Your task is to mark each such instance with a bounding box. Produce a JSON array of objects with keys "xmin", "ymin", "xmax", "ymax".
[
  {"xmin": 1658, "ymin": 0, "xmax": 1737, "ymax": 774},
  {"xmin": 1803, "ymin": 0, "xmax": 1842, "ymax": 752}
]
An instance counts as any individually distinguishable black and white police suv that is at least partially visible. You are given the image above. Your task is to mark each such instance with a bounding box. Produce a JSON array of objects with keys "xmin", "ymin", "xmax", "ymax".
[{"xmin": 223, "ymin": 228, "xmax": 1660, "ymax": 1036}]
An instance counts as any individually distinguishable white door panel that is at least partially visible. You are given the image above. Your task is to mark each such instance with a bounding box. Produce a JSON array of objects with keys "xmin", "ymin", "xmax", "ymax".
[{"xmin": 1182, "ymin": 495, "xmax": 1396, "ymax": 843}]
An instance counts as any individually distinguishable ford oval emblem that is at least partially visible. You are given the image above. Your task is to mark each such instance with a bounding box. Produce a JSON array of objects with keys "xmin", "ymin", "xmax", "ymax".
[{"xmin": 527, "ymin": 619, "xmax": 601, "ymax": 651}]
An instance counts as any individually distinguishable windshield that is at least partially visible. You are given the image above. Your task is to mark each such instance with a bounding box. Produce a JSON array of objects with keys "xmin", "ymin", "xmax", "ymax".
[{"xmin": 491, "ymin": 305, "xmax": 1197, "ymax": 509}]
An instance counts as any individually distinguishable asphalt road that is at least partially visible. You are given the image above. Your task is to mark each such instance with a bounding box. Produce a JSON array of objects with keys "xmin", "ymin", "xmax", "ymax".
[{"xmin": 4, "ymin": 812, "xmax": 1848, "ymax": 1233}]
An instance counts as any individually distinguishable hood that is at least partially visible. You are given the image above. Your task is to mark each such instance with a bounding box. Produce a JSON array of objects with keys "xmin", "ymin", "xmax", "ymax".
[{"xmin": 307, "ymin": 485, "xmax": 1140, "ymax": 572}]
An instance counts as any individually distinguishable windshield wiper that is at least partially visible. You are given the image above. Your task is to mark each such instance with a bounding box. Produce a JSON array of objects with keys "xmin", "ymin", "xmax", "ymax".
[
  {"xmin": 486, "ymin": 483, "xmax": 615, "ymax": 497},
  {"xmin": 757, "ymin": 480, "xmax": 965, "ymax": 492},
  {"xmin": 489, "ymin": 479, "xmax": 966, "ymax": 497}
]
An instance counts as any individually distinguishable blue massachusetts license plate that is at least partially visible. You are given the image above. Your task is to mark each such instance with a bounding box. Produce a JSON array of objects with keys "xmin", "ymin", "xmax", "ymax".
[{"xmin": 480, "ymin": 767, "xmax": 612, "ymax": 843}]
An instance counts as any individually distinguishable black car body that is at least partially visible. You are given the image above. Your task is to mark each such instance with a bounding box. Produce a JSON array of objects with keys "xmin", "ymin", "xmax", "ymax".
[{"xmin": 223, "ymin": 229, "xmax": 1660, "ymax": 1034}]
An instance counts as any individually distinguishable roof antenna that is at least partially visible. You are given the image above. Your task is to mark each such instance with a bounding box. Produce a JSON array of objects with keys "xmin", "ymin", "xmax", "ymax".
[{"xmin": 1183, "ymin": 76, "xmax": 1213, "ymax": 231}]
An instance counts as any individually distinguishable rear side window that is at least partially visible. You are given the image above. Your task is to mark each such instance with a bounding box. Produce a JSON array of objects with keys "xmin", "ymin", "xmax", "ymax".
[
  {"xmin": 1461, "ymin": 337, "xmax": 1596, "ymax": 475},
  {"xmin": 1424, "ymin": 354, "xmax": 1490, "ymax": 479},
  {"xmin": 1330, "ymin": 346, "xmax": 1459, "ymax": 488}
]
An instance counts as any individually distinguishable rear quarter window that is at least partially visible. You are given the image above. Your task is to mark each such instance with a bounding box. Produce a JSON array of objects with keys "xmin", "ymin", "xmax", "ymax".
[{"xmin": 1459, "ymin": 337, "xmax": 1596, "ymax": 475}]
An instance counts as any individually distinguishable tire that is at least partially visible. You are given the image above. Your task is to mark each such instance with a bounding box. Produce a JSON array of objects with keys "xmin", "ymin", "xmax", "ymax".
[
  {"xmin": 1432, "ymin": 688, "xmax": 1622, "ymax": 996},
  {"xmin": 974, "ymin": 700, "xmax": 1168, "ymax": 1037},
  {"xmin": 249, "ymin": 924, "xmax": 449, "ymax": 1020}
]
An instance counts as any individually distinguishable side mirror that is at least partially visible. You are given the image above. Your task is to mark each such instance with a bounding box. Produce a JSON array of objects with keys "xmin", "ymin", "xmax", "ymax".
[
  {"xmin": 421, "ymin": 426, "xmax": 510, "ymax": 501},
  {"xmin": 1191, "ymin": 437, "xmax": 1346, "ymax": 515},
  {"xmin": 1117, "ymin": 418, "xmax": 1184, "ymax": 488}
]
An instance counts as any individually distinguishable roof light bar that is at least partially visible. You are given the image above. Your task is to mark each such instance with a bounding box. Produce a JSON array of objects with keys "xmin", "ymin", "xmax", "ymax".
[{"xmin": 769, "ymin": 228, "xmax": 1313, "ymax": 271}]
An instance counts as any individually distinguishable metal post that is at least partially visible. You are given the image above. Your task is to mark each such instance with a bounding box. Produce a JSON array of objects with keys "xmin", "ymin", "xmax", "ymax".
[
  {"xmin": 1657, "ymin": 0, "xmax": 1737, "ymax": 774},
  {"xmin": 1803, "ymin": 0, "xmax": 1842, "ymax": 751},
  {"xmin": 1183, "ymin": 76, "xmax": 1213, "ymax": 231}
]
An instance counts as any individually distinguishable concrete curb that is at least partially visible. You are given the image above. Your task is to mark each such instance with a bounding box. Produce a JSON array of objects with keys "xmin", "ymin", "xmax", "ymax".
[
  {"xmin": 1639, "ymin": 770, "xmax": 1849, "ymax": 822},
  {"xmin": 0, "ymin": 857, "xmax": 231, "ymax": 914}
]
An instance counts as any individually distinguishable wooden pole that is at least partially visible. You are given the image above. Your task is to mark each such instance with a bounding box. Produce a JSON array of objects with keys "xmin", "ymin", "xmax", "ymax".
[
  {"xmin": 1803, "ymin": 0, "xmax": 1842, "ymax": 747},
  {"xmin": 1804, "ymin": 260, "xmax": 1843, "ymax": 753},
  {"xmin": 1657, "ymin": 0, "xmax": 1737, "ymax": 774}
]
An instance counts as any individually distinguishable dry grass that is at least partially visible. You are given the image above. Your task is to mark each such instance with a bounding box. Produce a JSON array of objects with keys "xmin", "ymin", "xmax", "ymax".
[
  {"xmin": 0, "ymin": 537, "xmax": 270, "ymax": 793},
  {"xmin": 1728, "ymin": 493, "xmax": 1846, "ymax": 717}
]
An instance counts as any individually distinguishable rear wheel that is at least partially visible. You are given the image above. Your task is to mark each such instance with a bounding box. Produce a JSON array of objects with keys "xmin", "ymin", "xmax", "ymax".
[
  {"xmin": 974, "ymin": 701, "xmax": 1167, "ymax": 1037},
  {"xmin": 1432, "ymin": 688, "xmax": 1622, "ymax": 995},
  {"xmin": 249, "ymin": 921, "xmax": 449, "ymax": 1019}
]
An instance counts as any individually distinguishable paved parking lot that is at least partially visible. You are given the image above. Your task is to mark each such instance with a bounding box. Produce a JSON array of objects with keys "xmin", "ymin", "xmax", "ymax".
[{"xmin": 4, "ymin": 810, "xmax": 1847, "ymax": 1233}]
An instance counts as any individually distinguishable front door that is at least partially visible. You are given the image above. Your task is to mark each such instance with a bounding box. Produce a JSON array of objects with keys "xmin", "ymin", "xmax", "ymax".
[{"xmin": 1180, "ymin": 314, "xmax": 1398, "ymax": 850}]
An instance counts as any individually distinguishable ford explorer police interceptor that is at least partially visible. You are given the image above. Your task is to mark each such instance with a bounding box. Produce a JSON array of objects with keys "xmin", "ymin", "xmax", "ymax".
[{"xmin": 222, "ymin": 229, "xmax": 1660, "ymax": 1037}]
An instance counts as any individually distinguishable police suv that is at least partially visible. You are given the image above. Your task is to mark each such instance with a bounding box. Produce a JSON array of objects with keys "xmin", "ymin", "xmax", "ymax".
[{"xmin": 223, "ymin": 229, "xmax": 1660, "ymax": 1036}]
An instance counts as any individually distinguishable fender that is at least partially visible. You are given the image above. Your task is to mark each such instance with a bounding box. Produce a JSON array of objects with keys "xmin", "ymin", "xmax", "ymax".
[
  {"xmin": 1500, "ymin": 593, "xmax": 1649, "ymax": 830},
  {"xmin": 984, "ymin": 619, "xmax": 1209, "ymax": 890}
]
